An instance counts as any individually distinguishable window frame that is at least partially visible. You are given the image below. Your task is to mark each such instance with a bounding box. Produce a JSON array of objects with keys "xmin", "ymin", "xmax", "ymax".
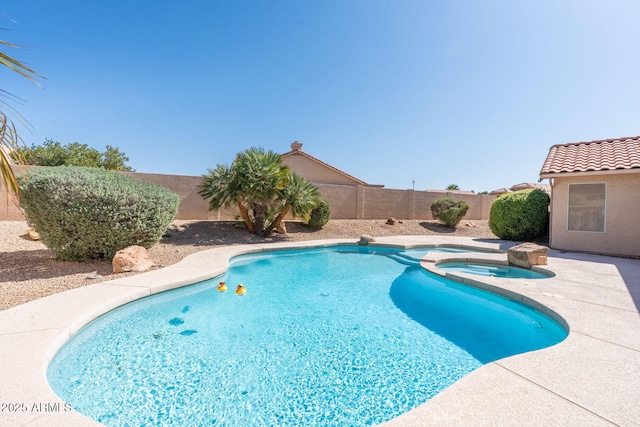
[{"xmin": 567, "ymin": 182, "xmax": 607, "ymax": 233}]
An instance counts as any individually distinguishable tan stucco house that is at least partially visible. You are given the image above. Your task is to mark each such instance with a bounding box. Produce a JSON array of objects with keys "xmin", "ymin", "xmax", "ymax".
[
  {"xmin": 539, "ymin": 136, "xmax": 640, "ymax": 257},
  {"xmin": 281, "ymin": 141, "xmax": 382, "ymax": 187}
]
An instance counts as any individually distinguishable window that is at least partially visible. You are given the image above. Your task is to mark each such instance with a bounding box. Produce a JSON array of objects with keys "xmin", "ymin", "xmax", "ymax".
[{"xmin": 568, "ymin": 183, "xmax": 606, "ymax": 232}]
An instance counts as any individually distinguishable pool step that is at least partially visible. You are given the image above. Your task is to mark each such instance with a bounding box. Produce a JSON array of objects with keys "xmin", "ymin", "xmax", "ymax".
[{"xmin": 382, "ymin": 253, "xmax": 421, "ymax": 266}]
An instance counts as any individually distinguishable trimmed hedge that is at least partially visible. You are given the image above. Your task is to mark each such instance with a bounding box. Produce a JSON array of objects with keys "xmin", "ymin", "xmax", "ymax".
[
  {"xmin": 18, "ymin": 166, "xmax": 179, "ymax": 261},
  {"xmin": 431, "ymin": 197, "xmax": 469, "ymax": 227},
  {"xmin": 306, "ymin": 198, "xmax": 330, "ymax": 229},
  {"xmin": 489, "ymin": 189, "xmax": 550, "ymax": 241}
]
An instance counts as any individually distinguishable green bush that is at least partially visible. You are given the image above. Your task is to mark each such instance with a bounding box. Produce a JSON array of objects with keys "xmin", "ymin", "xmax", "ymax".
[
  {"xmin": 18, "ymin": 166, "xmax": 179, "ymax": 261},
  {"xmin": 489, "ymin": 189, "xmax": 550, "ymax": 241},
  {"xmin": 431, "ymin": 197, "xmax": 469, "ymax": 227},
  {"xmin": 306, "ymin": 198, "xmax": 330, "ymax": 229}
]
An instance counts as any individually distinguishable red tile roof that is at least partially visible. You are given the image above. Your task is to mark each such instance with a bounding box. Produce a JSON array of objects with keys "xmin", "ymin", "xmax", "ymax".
[{"xmin": 540, "ymin": 136, "xmax": 640, "ymax": 176}]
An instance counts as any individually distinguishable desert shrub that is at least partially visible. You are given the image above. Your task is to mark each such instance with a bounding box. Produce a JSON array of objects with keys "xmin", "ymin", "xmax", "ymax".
[
  {"xmin": 306, "ymin": 198, "xmax": 330, "ymax": 229},
  {"xmin": 18, "ymin": 166, "xmax": 179, "ymax": 261},
  {"xmin": 489, "ymin": 189, "xmax": 550, "ymax": 241},
  {"xmin": 431, "ymin": 197, "xmax": 469, "ymax": 227}
]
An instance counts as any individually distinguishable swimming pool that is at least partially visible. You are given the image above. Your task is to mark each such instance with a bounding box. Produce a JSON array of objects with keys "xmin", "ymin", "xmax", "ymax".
[{"xmin": 47, "ymin": 245, "xmax": 567, "ymax": 426}]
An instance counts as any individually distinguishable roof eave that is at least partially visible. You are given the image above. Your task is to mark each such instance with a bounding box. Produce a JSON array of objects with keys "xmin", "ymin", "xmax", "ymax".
[{"xmin": 540, "ymin": 167, "xmax": 640, "ymax": 179}]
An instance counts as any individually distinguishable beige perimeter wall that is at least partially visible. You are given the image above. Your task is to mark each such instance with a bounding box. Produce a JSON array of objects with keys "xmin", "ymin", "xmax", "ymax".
[
  {"xmin": 548, "ymin": 172, "xmax": 640, "ymax": 257},
  {"xmin": 1, "ymin": 166, "xmax": 495, "ymax": 222}
]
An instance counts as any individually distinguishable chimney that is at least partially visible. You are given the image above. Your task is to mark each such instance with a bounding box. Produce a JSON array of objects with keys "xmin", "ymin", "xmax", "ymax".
[{"xmin": 291, "ymin": 141, "xmax": 303, "ymax": 151}]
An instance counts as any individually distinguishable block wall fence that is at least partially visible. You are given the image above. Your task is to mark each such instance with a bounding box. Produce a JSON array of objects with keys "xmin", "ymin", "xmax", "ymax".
[{"xmin": 1, "ymin": 166, "xmax": 496, "ymax": 222}]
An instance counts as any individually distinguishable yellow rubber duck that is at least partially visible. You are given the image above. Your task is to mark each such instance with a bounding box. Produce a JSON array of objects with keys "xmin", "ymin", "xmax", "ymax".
[
  {"xmin": 235, "ymin": 284, "xmax": 246, "ymax": 295},
  {"xmin": 217, "ymin": 281, "xmax": 227, "ymax": 292}
]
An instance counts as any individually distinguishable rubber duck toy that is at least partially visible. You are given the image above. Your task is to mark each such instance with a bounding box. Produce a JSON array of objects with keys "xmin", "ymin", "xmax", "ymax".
[
  {"xmin": 235, "ymin": 284, "xmax": 246, "ymax": 296},
  {"xmin": 217, "ymin": 281, "xmax": 227, "ymax": 292}
]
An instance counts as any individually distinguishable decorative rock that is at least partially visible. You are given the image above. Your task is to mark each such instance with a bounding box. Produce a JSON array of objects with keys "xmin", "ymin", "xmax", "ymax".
[
  {"xmin": 386, "ymin": 217, "xmax": 396, "ymax": 225},
  {"xmin": 112, "ymin": 245, "xmax": 155, "ymax": 273},
  {"xmin": 358, "ymin": 235, "xmax": 376, "ymax": 246},
  {"xmin": 86, "ymin": 273, "xmax": 103, "ymax": 280},
  {"xmin": 27, "ymin": 228, "xmax": 40, "ymax": 240},
  {"xmin": 507, "ymin": 242, "xmax": 549, "ymax": 269}
]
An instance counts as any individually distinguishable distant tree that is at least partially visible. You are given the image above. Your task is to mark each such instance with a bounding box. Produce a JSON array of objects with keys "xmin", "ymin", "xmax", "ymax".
[
  {"xmin": 12, "ymin": 139, "xmax": 134, "ymax": 171},
  {"xmin": 446, "ymin": 184, "xmax": 460, "ymax": 190},
  {"xmin": 0, "ymin": 38, "xmax": 44, "ymax": 201},
  {"xmin": 101, "ymin": 144, "xmax": 134, "ymax": 171}
]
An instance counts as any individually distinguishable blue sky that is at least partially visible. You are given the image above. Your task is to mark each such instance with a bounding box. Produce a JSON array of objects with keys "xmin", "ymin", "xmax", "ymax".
[{"xmin": 2, "ymin": 1, "xmax": 639, "ymax": 192}]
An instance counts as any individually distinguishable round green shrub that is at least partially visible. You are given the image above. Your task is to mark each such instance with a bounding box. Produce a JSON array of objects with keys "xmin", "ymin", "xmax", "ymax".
[
  {"xmin": 489, "ymin": 189, "xmax": 550, "ymax": 241},
  {"xmin": 18, "ymin": 166, "xmax": 180, "ymax": 261},
  {"xmin": 306, "ymin": 198, "xmax": 330, "ymax": 229},
  {"xmin": 431, "ymin": 197, "xmax": 469, "ymax": 227}
]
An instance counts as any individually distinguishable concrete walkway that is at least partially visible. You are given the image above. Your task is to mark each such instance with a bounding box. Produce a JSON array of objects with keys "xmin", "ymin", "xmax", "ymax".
[{"xmin": 1, "ymin": 236, "xmax": 638, "ymax": 426}]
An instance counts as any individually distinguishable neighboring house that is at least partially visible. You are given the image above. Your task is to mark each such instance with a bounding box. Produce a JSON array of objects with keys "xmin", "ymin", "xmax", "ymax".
[
  {"xmin": 539, "ymin": 136, "xmax": 640, "ymax": 257},
  {"xmin": 280, "ymin": 141, "xmax": 383, "ymax": 187}
]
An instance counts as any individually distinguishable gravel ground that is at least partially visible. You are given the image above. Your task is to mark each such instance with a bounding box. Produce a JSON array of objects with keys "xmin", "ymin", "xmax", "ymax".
[{"xmin": 0, "ymin": 219, "xmax": 498, "ymax": 311}]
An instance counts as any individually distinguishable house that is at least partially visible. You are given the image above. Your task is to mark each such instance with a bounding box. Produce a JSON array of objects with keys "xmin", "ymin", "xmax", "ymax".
[
  {"xmin": 539, "ymin": 136, "xmax": 640, "ymax": 257},
  {"xmin": 280, "ymin": 141, "xmax": 382, "ymax": 187}
]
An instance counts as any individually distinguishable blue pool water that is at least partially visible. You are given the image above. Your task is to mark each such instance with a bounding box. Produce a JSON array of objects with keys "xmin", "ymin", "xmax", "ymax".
[
  {"xmin": 47, "ymin": 246, "xmax": 566, "ymax": 427},
  {"xmin": 437, "ymin": 262, "xmax": 551, "ymax": 279}
]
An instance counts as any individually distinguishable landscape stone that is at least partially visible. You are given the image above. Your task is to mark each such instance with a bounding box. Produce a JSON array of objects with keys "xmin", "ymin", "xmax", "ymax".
[
  {"xmin": 508, "ymin": 242, "xmax": 549, "ymax": 269},
  {"xmin": 26, "ymin": 228, "xmax": 40, "ymax": 240},
  {"xmin": 112, "ymin": 245, "xmax": 155, "ymax": 273},
  {"xmin": 358, "ymin": 235, "xmax": 376, "ymax": 246}
]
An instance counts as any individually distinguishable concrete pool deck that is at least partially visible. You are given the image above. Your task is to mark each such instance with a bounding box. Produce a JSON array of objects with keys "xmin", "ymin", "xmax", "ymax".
[{"xmin": 1, "ymin": 236, "xmax": 638, "ymax": 426}]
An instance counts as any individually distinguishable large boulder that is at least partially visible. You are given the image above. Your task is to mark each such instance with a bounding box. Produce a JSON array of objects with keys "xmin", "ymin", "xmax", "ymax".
[
  {"xmin": 112, "ymin": 245, "xmax": 155, "ymax": 273},
  {"xmin": 507, "ymin": 242, "xmax": 549, "ymax": 269}
]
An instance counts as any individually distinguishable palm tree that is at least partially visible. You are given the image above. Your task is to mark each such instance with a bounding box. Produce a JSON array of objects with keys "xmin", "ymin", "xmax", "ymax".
[
  {"xmin": 199, "ymin": 147, "xmax": 290, "ymax": 235},
  {"xmin": 233, "ymin": 147, "xmax": 290, "ymax": 234},
  {"xmin": 266, "ymin": 173, "xmax": 322, "ymax": 234},
  {"xmin": 199, "ymin": 147, "xmax": 322, "ymax": 236},
  {"xmin": 1, "ymin": 38, "xmax": 43, "ymax": 202},
  {"xmin": 446, "ymin": 184, "xmax": 460, "ymax": 190},
  {"xmin": 198, "ymin": 162, "xmax": 254, "ymax": 230},
  {"xmin": 0, "ymin": 115, "xmax": 22, "ymax": 199}
]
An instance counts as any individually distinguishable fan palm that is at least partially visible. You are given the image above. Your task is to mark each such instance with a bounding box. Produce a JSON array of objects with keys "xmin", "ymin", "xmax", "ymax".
[
  {"xmin": 198, "ymin": 162, "xmax": 256, "ymax": 231},
  {"xmin": 233, "ymin": 147, "xmax": 289, "ymax": 234},
  {"xmin": 266, "ymin": 173, "xmax": 321, "ymax": 234},
  {"xmin": 198, "ymin": 147, "xmax": 292, "ymax": 235},
  {"xmin": 1, "ymin": 38, "xmax": 44, "ymax": 202}
]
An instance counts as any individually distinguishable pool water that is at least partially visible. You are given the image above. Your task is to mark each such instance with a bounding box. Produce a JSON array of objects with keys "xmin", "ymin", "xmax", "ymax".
[
  {"xmin": 437, "ymin": 262, "xmax": 551, "ymax": 279},
  {"xmin": 47, "ymin": 246, "xmax": 566, "ymax": 427}
]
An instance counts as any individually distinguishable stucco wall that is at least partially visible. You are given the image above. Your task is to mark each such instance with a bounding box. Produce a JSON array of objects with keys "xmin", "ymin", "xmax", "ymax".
[
  {"xmin": 547, "ymin": 172, "xmax": 640, "ymax": 257},
  {"xmin": 0, "ymin": 165, "xmax": 33, "ymax": 220},
  {"xmin": 121, "ymin": 171, "xmax": 210, "ymax": 220},
  {"xmin": 2, "ymin": 166, "xmax": 495, "ymax": 222}
]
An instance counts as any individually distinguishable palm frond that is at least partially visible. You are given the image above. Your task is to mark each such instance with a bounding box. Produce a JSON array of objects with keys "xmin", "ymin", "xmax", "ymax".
[
  {"xmin": 0, "ymin": 37, "xmax": 44, "ymax": 202},
  {"xmin": 0, "ymin": 113, "xmax": 22, "ymax": 203},
  {"xmin": 0, "ymin": 39, "xmax": 45, "ymax": 86}
]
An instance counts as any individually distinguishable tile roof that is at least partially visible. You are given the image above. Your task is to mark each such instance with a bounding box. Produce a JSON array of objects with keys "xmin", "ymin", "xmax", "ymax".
[{"xmin": 540, "ymin": 136, "xmax": 640, "ymax": 176}]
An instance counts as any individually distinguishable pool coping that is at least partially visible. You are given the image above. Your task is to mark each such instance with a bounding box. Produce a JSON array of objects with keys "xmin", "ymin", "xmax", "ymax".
[{"xmin": 1, "ymin": 236, "xmax": 639, "ymax": 426}]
